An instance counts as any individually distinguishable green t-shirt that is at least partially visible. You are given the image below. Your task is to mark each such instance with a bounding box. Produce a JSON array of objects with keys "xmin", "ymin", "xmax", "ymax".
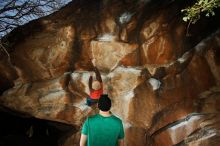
[{"xmin": 81, "ymin": 114, "xmax": 125, "ymax": 146}]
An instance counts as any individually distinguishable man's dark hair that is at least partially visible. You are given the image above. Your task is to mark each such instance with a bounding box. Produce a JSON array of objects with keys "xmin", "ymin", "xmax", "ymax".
[{"xmin": 98, "ymin": 94, "xmax": 111, "ymax": 111}]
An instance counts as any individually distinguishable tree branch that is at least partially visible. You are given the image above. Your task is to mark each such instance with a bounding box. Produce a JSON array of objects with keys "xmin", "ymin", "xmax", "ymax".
[{"xmin": 0, "ymin": 0, "xmax": 69, "ymax": 38}]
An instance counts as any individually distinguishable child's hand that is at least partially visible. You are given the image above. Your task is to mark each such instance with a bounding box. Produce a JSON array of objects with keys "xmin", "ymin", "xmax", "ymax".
[
  {"xmin": 91, "ymin": 59, "xmax": 96, "ymax": 66},
  {"xmin": 88, "ymin": 58, "xmax": 95, "ymax": 68},
  {"xmin": 89, "ymin": 57, "xmax": 96, "ymax": 66}
]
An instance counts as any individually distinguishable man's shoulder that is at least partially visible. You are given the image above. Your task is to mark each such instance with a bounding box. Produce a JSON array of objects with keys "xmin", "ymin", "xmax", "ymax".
[
  {"xmin": 88, "ymin": 114, "xmax": 99, "ymax": 119},
  {"xmin": 111, "ymin": 115, "xmax": 123, "ymax": 123},
  {"xmin": 87, "ymin": 114, "xmax": 123, "ymax": 123}
]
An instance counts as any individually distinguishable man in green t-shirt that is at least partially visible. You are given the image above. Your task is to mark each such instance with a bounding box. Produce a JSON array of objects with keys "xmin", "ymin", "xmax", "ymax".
[{"xmin": 80, "ymin": 94, "xmax": 125, "ymax": 146}]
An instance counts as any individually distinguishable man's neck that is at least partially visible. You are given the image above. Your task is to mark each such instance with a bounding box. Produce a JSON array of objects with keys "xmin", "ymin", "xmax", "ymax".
[{"xmin": 99, "ymin": 110, "xmax": 111, "ymax": 117}]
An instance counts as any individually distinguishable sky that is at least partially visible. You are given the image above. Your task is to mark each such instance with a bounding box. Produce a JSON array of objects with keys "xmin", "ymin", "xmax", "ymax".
[{"xmin": 0, "ymin": 0, "xmax": 71, "ymax": 37}]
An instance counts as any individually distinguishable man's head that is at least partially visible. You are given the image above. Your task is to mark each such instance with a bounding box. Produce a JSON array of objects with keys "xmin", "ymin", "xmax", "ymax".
[
  {"xmin": 98, "ymin": 94, "xmax": 111, "ymax": 111},
  {"xmin": 92, "ymin": 80, "xmax": 101, "ymax": 90}
]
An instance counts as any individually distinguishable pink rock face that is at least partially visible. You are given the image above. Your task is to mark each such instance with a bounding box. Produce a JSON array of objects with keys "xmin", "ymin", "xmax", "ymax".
[
  {"xmin": 0, "ymin": 0, "xmax": 220, "ymax": 146},
  {"xmin": 0, "ymin": 58, "xmax": 17, "ymax": 93},
  {"xmin": 152, "ymin": 113, "xmax": 220, "ymax": 146},
  {"xmin": 0, "ymin": 73, "xmax": 93, "ymax": 126},
  {"xmin": 154, "ymin": 115, "xmax": 204, "ymax": 145},
  {"xmin": 11, "ymin": 26, "xmax": 75, "ymax": 83},
  {"xmin": 91, "ymin": 41, "xmax": 138, "ymax": 72}
]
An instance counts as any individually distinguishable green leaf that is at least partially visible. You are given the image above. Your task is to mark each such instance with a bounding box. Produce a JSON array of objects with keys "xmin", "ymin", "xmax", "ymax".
[
  {"xmin": 211, "ymin": 11, "xmax": 215, "ymax": 15},
  {"xmin": 183, "ymin": 17, "xmax": 188, "ymax": 22},
  {"xmin": 181, "ymin": 0, "xmax": 220, "ymax": 23}
]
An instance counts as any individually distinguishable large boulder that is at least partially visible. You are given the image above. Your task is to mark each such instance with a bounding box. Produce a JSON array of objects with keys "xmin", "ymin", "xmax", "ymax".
[{"xmin": 1, "ymin": 0, "xmax": 220, "ymax": 146}]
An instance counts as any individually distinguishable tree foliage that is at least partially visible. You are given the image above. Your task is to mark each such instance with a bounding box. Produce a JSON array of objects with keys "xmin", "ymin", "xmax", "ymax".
[
  {"xmin": 182, "ymin": 0, "xmax": 220, "ymax": 24},
  {"xmin": 0, "ymin": 0, "xmax": 70, "ymax": 38}
]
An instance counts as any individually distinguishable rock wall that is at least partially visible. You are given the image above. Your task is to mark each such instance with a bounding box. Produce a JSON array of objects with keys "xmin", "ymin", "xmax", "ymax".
[{"xmin": 0, "ymin": 0, "xmax": 220, "ymax": 145}]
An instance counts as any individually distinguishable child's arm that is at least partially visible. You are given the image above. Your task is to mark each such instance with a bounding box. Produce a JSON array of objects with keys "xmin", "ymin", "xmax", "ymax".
[
  {"xmin": 89, "ymin": 73, "xmax": 93, "ymax": 91},
  {"xmin": 94, "ymin": 67, "xmax": 102, "ymax": 83}
]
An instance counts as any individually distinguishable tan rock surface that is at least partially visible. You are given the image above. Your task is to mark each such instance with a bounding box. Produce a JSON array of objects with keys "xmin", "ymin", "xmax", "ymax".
[{"xmin": 0, "ymin": 0, "xmax": 220, "ymax": 146}]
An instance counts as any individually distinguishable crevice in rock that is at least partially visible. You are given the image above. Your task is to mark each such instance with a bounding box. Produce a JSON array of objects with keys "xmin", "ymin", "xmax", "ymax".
[
  {"xmin": 0, "ymin": 80, "xmax": 14, "ymax": 96},
  {"xmin": 0, "ymin": 108, "xmax": 75, "ymax": 146},
  {"xmin": 150, "ymin": 113, "xmax": 208, "ymax": 137},
  {"xmin": 173, "ymin": 126, "xmax": 220, "ymax": 146}
]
